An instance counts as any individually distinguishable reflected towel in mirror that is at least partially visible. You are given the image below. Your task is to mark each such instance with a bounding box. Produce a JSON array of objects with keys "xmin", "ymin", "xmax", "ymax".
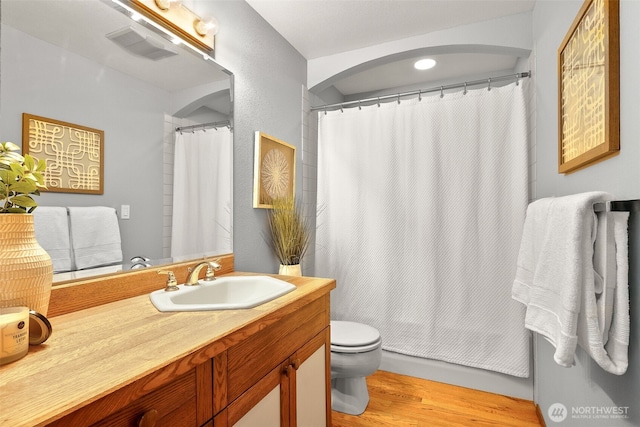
[
  {"xmin": 33, "ymin": 206, "xmax": 73, "ymax": 272},
  {"xmin": 68, "ymin": 206, "xmax": 123, "ymax": 270}
]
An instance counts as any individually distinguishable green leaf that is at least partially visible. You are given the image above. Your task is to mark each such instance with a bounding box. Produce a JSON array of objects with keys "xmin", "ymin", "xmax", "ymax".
[
  {"xmin": 10, "ymin": 195, "xmax": 37, "ymax": 208},
  {"xmin": 0, "ymin": 151, "xmax": 24, "ymax": 166},
  {"xmin": 9, "ymin": 162, "xmax": 24, "ymax": 175},
  {"xmin": 6, "ymin": 207, "xmax": 27, "ymax": 213},
  {"xmin": 0, "ymin": 169, "xmax": 17, "ymax": 183},
  {"xmin": 0, "ymin": 141, "xmax": 20, "ymax": 152},
  {"xmin": 23, "ymin": 154, "xmax": 35, "ymax": 171},
  {"xmin": 10, "ymin": 181, "xmax": 37, "ymax": 194},
  {"xmin": 36, "ymin": 159, "xmax": 47, "ymax": 172},
  {"xmin": 30, "ymin": 171, "xmax": 47, "ymax": 187}
]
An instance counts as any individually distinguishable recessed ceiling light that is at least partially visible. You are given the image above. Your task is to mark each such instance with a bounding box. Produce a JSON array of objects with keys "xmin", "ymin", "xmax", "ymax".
[{"xmin": 414, "ymin": 58, "xmax": 437, "ymax": 71}]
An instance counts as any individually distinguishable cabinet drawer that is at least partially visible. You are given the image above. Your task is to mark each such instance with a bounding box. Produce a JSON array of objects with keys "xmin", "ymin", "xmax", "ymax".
[
  {"xmin": 92, "ymin": 369, "xmax": 198, "ymax": 427},
  {"xmin": 50, "ymin": 369, "xmax": 199, "ymax": 427}
]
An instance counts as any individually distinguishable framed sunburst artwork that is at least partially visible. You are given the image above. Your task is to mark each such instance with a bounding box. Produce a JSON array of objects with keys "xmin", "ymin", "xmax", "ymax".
[{"xmin": 253, "ymin": 131, "xmax": 296, "ymax": 209}]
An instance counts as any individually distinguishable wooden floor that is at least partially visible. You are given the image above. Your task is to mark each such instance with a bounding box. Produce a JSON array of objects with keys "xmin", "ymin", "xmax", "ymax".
[{"xmin": 332, "ymin": 370, "xmax": 542, "ymax": 427}]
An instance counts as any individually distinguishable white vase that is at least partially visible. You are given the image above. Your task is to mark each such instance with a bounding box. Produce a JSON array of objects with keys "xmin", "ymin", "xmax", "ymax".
[
  {"xmin": 279, "ymin": 264, "xmax": 302, "ymax": 276},
  {"xmin": 0, "ymin": 214, "xmax": 53, "ymax": 315}
]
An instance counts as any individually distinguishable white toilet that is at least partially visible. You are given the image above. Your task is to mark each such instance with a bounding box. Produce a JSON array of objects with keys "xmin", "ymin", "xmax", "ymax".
[{"xmin": 330, "ymin": 320, "xmax": 382, "ymax": 415}]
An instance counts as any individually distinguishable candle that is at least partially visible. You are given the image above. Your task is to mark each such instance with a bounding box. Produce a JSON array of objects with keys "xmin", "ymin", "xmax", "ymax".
[{"xmin": 0, "ymin": 307, "xmax": 29, "ymax": 365}]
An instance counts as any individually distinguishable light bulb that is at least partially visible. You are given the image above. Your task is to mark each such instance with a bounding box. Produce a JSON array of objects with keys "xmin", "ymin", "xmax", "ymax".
[
  {"xmin": 414, "ymin": 58, "xmax": 437, "ymax": 71},
  {"xmin": 194, "ymin": 16, "xmax": 219, "ymax": 37},
  {"xmin": 154, "ymin": 0, "xmax": 181, "ymax": 11}
]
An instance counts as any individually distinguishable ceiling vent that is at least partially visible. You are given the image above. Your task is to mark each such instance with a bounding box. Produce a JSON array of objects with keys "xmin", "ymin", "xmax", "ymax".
[{"xmin": 106, "ymin": 26, "xmax": 177, "ymax": 61}]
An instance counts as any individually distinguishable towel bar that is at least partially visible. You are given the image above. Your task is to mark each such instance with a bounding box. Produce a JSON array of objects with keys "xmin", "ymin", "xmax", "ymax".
[{"xmin": 593, "ymin": 199, "xmax": 640, "ymax": 212}]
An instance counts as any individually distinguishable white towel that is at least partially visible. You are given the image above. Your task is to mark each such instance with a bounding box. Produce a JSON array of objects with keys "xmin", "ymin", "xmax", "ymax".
[
  {"xmin": 577, "ymin": 211, "xmax": 629, "ymax": 374},
  {"xmin": 593, "ymin": 211, "xmax": 616, "ymax": 343},
  {"xmin": 68, "ymin": 206, "xmax": 123, "ymax": 270},
  {"xmin": 33, "ymin": 206, "xmax": 73, "ymax": 272},
  {"xmin": 512, "ymin": 192, "xmax": 629, "ymax": 373}
]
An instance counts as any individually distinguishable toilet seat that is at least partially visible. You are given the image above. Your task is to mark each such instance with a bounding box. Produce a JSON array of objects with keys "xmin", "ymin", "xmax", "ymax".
[{"xmin": 331, "ymin": 321, "xmax": 381, "ymax": 354}]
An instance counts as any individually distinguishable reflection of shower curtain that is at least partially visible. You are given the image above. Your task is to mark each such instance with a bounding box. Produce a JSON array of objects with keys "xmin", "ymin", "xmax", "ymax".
[
  {"xmin": 171, "ymin": 128, "xmax": 232, "ymax": 259},
  {"xmin": 316, "ymin": 83, "xmax": 530, "ymax": 377}
]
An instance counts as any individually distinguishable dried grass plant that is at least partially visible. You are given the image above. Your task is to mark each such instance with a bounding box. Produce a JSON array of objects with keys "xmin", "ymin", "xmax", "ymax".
[{"xmin": 267, "ymin": 197, "xmax": 311, "ymax": 266}]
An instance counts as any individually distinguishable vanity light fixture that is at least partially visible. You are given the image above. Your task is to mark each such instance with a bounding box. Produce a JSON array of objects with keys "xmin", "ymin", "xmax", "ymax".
[
  {"xmin": 114, "ymin": 0, "xmax": 216, "ymax": 53},
  {"xmin": 414, "ymin": 58, "xmax": 437, "ymax": 71}
]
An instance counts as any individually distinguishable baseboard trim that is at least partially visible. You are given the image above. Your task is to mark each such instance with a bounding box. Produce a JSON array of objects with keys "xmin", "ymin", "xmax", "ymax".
[
  {"xmin": 380, "ymin": 350, "xmax": 534, "ymax": 400},
  {"xmin": 536, "ymin": 404, "xmax": 547, "ymax": 427}
]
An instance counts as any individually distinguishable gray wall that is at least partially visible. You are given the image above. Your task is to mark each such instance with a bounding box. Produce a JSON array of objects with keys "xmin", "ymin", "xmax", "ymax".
[
  {"xmin": 196, "ymin": 1, "xmax": 307, "ymax": 273},
  {"xmin": 533, "ymin": 1, "xmax": 640, "ymax": 425}
]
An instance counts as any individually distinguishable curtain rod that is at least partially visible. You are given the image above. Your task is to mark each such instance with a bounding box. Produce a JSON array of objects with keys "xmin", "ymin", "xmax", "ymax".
[
  {"xmin": 175, "ymin": 119, "xmax": 231, "ymax": 133},
  {"xmin": 310, "ymin": 71, "xmax": 530, "ymax": 112}
]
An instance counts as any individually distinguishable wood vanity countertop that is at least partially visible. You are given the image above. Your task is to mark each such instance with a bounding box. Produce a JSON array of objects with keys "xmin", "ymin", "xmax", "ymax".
[{"xmin": 0, "ymin": 272, "xmax": 335, "ymax": 427}]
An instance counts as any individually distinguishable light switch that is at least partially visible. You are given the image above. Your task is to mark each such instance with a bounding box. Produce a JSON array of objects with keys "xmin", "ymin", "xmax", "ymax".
[{"xmin": 120, "ymin": 204, "xmax": 130, "ymax": 220}]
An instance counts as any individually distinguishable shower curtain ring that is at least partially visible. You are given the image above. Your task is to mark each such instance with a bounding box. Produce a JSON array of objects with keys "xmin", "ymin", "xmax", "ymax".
[
  {"xmin": 397, "ymin": 94, "xmax": 400, "ymax": 104},
  {"xmin": 324, "ymin": 107, "xmax": 327, "ymax": 115},
  {"xmin": 464, "ymin": 82, "xmax": 468, "ymax": 95},
  {"xmin": 488, "ymin": 78, "xmax": 492, "ymax": 91},
  {"xmin": 340, "ymin": 105, "xmax": 344, "ymax": 113},
  {"xmin": 440, "ymin": 87, "xmax": 444, "ymax": 98},
  {"xmin": 515, "ymin": 74, "xmax": 520, "ymax": 86},
  {"xmin": 377, "ymin": 97, "xmax": 381, "ymax": 107},
  {"xmin": 358, "ymin": 101, "xmax": 361, "ymax": 110},
  {"xmin": 418, "ymin": 90, "xmax": 422, "ymax": 102}
]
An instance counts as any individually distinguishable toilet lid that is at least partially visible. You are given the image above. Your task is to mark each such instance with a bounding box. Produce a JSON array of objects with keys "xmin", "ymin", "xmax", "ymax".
[{"xmin": 331, "ymin": 320, "xmax": 381, "ymax": 347}]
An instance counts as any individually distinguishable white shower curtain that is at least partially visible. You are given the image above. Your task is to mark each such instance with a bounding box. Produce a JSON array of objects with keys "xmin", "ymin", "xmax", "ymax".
[
  {"xmin": 316, "ymin": 82, "xmax": 530, "ymax": 377},
  {"xmin": 171, "ymin": 128, "xmax": 232, "ymax": 259}
]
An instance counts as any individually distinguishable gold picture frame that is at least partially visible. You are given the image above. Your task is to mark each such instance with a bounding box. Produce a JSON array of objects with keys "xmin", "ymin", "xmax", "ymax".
[
  {"xmin": 22, "ymin": 113, "xmax": 104, "ymax": 194},
  {"xmin": 558, "ymin": 0, "xmax": 619, "ymax": 174},
  {"xmin": 253, "ymin": 131, "xmax": 296, "ymax": 209}
]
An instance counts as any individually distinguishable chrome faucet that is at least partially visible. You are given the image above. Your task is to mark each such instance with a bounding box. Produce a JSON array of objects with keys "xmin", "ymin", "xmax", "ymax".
[{"xmin": 185, "ymin": 259, "xmax": 222, "ymax": 285}]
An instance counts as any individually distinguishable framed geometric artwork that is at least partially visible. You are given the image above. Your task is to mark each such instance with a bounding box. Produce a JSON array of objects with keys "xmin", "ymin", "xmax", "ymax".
[
  {"xmin": 253, "ymin": 131, "xmax": 296, "ymax": 209},
  {"xmin": 557, "ymin": 0, "xmax": 619, "ymax": 174},
  {"xmin": 22, "ymin": 113, "xmax": 104, "ymax": 194}
]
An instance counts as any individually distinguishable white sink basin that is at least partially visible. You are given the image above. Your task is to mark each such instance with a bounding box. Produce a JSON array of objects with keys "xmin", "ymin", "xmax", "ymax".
[{"xmin": 149, "ymin": 275, "xmax": 297, "ymax": 312}]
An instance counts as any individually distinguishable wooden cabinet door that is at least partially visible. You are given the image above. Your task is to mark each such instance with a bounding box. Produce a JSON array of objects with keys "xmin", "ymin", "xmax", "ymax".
[
  {"xmin": 292, "ymin": 328, "xmax": 331, "ymax": 427},
  {"xmin": 224, "ymin": 360, "xmax": 290, "ymax": 427}
]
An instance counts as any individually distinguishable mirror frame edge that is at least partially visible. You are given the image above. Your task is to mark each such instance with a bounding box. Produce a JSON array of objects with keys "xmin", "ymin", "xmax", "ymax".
[{"xmin": 48, "ymin": 253, "xmax": 235, "ymax": 317}]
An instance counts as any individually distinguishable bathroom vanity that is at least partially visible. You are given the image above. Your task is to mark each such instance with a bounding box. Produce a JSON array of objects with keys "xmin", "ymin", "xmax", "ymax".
[{"xmin": 0, "ymin": 255, "xmax": 335, "ymax": 427}]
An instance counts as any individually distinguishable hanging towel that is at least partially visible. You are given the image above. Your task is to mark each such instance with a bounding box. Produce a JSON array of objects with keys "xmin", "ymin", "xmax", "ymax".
[
  {"xmin": 578, "ymin": 211, "xmax": 630, "ymax": 374},
  {"xmin": 68, "ymin": 206, "xmax": 123, "ymax": 270},
  {"xmin": 512, "ymin": 192, "xmax": 630, "ymax": 374},
  {"xmin": 33, "ymin": 206, "xmax": 73, "ymax": 272}
]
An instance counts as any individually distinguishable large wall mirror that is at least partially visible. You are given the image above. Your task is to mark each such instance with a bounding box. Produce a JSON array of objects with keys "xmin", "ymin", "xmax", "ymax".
[{"xmin": 1, "ymin": 0, "xmax": 233, "ymax": 284}]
